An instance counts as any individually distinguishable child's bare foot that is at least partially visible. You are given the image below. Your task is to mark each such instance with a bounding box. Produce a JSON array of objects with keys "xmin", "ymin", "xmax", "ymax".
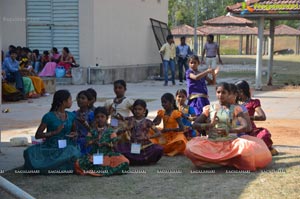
[{"xmin": 166, "ymin": 150, "xmax": 179, "ymax": 157}]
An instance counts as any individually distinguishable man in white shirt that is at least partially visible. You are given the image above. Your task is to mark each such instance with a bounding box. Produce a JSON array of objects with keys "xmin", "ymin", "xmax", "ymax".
[{"xmin": 160, "ymin": 35, "xmax": 176, "ymax": 86}]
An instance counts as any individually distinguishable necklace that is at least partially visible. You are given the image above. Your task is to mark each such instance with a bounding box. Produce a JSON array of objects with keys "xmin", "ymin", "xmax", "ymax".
[
  {"xmin": 133, "ymin": 118, "xmax": 145, "ymax": 133},
  {"xmin": 96, "ymin": 126, "xmax": 107, "ymax": 139},
  {"xmin": 55, "ymin": 111, "xmax": 67, "ymax": 121},
  {"xmin": 178, "ymin": 104, "xmax": 188, "ymax": 113},
  {"xmin": 240, "ymin": 98, "xmax": 251, "ymax": 106},
  {"xmin": 133, "ymin": 118, "xmax": 146, "ymax": 142}
]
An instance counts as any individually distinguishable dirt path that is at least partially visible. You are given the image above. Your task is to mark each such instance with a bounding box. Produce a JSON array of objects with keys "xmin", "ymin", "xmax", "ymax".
[{"xmin": 259, "ymin": 119, "xmax": 300, "ymax": 146}]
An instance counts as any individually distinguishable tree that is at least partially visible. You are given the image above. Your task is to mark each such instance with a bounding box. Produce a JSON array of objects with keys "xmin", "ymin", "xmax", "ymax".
[{"xmin": 168, "ymin": 0, "xmax": 236, "ymax": 28}]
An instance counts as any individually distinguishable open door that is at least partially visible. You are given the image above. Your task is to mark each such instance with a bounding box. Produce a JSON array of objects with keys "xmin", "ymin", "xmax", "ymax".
[{"xmin": 150, "ymin": 18, "xmax": 171, "ymax": 78}]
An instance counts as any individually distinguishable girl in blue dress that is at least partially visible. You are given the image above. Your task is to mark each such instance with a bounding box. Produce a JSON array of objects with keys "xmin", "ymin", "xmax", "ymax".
[{"xmin": 175, "ymin": 89, "xmax": 197, "ymax": 140}]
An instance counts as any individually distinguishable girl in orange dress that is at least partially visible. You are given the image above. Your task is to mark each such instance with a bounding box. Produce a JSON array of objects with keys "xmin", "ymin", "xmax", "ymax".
[
  {"xmin": 152, "ymin": 93, "xmax": 187, "ymax": 156},
  {"xmin": 185, "ymin": 82, "xmax": 272, "ymax": 171}
]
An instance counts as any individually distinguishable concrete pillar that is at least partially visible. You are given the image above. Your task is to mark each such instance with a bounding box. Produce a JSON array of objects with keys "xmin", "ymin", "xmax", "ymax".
[
  {"xmin": 200, "ymin": 36, "xmax": 204, "ymax": 55},
  {"xmin": 246, "ymin": 35, "xmax": 250, "ymax": 54},
  {"xmin": 267, "ymin": 20, "xmax": 275, "ymax": 86},
  {"xmin": 255, "ymin": 17, "xmax": 264, "ymax": 90},
  {"xmin": 296, "ymin": 36, "xmax": 300, "ymax": 55},
  {"xmin": 239, "ymin": 35, "xmax": 243, "ymax": 55},
  {"xmin": 250, "ymin": 35, "xmax": 253, "ymax": 55}
]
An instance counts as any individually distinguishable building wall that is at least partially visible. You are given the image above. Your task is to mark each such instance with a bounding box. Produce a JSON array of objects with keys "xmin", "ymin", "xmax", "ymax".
[
  {"xmin": 1, "ymin": 0, "xmax": 168, "ymax": 83},
  {"xmin": 80, "ymin": 0, "xmax": 168, "ymax": 68},
  {"xmin": 0, "ymin": 0, "xmax": 26, "ymax": 52}
]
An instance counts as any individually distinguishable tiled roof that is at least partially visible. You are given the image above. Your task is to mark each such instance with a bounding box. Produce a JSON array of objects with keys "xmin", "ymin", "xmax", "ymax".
[
  {"xmin": 171, "ymin": 24, "xmax": 205, "ymax": 36},
  {"xmin": 227, "ymin": 0, "xmax": 300, "ymax": 14},
  {"xmin": 264, "ymin": 24, "xmax": 300, "ymax": 35},
  {"xmin": 203, "ymin": 15, "xmax": 254, "ymax": 26},
  {"xmin": 197, "ymin": 25, "xmax": 258, "ymax": 35}
]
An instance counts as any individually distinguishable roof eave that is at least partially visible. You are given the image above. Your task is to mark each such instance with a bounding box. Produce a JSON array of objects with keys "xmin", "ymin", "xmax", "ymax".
[{"xmin": 230, "ymin": 13, "xmax": 300, "ymax": 20}]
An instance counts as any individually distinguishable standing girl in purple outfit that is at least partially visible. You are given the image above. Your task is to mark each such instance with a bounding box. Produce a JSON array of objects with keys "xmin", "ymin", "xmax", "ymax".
[{"xmin": 186, "ymin": 55, "xmax": 214, "ymax": 116}]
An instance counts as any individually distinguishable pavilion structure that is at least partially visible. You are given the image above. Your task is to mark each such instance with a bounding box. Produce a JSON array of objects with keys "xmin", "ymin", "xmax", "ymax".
[
  {"xmin": 263, "ymin": 24, "xmax": 300, "ymax": 55},
  {"xmin": 227, "ymin": 0, "xmax": 300, "ymax": 88},
  {"xmin": 198, "ymin": 15, "xmax": 258, "ymax": 55}
]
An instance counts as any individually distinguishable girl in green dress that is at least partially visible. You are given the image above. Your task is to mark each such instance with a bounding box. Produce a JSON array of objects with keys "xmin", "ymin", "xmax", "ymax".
[
  {"xmin": 74, "ymin": 106, "xmax": 129, "ymax": 177},
  {"xmin": 23, "ymin": 90, "xmax": 81, "ymax": 173}
]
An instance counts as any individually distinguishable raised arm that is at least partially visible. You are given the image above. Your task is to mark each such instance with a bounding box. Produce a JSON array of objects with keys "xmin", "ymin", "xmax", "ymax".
[{"xmin": 189, "ymin": 68, "xmax": 213, "ymax": 80}]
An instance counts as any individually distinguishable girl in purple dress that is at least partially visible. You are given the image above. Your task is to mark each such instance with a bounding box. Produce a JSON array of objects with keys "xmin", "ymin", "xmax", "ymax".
[
  {"xmin": 186, "ymin": 55, "xmax": 214, "ymax": 116},
  {"xmin": 74, "ymin": 90, "xmax": 94, "ymax": 155},
  {"xmin": 116, "ymin": 99, "xmax": 163, "ymax": 165}
]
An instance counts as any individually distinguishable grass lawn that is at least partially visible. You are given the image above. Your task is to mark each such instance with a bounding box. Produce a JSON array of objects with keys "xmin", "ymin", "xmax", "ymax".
[
  {"xmin": 221, "ymin": 55, "xmax": 300, "ymax": 87},
  {"xmin": 1, "ymin": 147, "xmax": 299, "ymax": 199}
]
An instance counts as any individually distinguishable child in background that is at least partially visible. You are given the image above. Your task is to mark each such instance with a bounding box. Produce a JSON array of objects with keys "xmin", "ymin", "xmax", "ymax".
[
  {"xmin": 186, "ymin": 55, "xmax": 215, "ymax": 116},
  {"xmin": 152, "ymin": 93, "xmax": 187, "ymax": 156},
  {"xmin": 175, "ymin": 89, "xmax": 197, "ymax": 140},
  {"xmin": 104, "ymin": 80, "xmax": 133, "ymax": 132},
  {"xmin": 74, "ymin": 90, "xmax": 94, "ymax": 155},
  {"xmin": 74, "ymin": 106, "xmax": 129, "ymax": 177},
  {"xmin": 32, "ymin": 49, "xmax": 41, "ymax": 73},
  {"xmin": 86, "ymin": 88, "xmax": 97, "ymax": 111},
  {"xmin": 235, "ymin": 80, "xmax": 278, "ymax": 156},
  {"xmin": 116, "ymin": 99, "xmax": 163, "ymax": 165},
  {"xmin": 41, "ymin": 50, "xmax": 50, "ymax": 69}
]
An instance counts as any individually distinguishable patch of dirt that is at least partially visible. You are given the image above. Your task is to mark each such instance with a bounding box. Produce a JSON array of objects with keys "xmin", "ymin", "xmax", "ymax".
[
  {"xmin": 257, "ymin": 119, "xmax": 300, "ymax": 146},
  {"xmin": 261, "ymin": 85, "xmax": 300, "ymax": 92}
]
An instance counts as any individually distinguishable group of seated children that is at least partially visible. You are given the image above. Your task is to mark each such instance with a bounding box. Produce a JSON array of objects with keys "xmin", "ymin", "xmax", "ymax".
[{"xmin": 23, "ymin": 78, "xmax": 277, "ymax": 177}]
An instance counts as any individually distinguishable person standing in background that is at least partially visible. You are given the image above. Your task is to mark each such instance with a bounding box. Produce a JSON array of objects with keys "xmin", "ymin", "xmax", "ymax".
[
  {"xmin": 160, "ymin": 35, "xmax": 176, "ymax": 86},
  {"xmin": 201, "ymin": 34, "xmax": 222, "ymax": 85},
  {"xmin": 176, "ymin": 36, "xmax": 192, "ymax": 85}
]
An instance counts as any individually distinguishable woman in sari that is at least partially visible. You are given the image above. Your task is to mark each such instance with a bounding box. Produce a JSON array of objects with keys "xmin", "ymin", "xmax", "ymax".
[
  {"xmin": 185, "ymin": 82, "xmax": 272, "ymax": 171},
  {"xmin": 58, "ymin": 47, "xmax": 76, "ymax": 77},
  {"xmin": 74, "ymin": 107, "xmax": 129, "ymax": 177},
  {"xmin": 23, "ymin": 90, "xmax": 81, "ymax": 173},
  {"xmin": 19, "ymin": 52, "xmax": 46, "ymax": 95},
  {"xmin": 2, "ymin": 70, "xmax": 24, "ymax": 101}
]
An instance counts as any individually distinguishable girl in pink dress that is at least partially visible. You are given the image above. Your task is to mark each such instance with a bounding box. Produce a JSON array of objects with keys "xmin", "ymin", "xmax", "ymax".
[
  {"xmin": 185, "ymin": 82, "xmax": 272, "ymax": 171},
  {"xmin": 235, "ymin": 80, "xmax": 278, "ymax": 156},
  {"xmin": 39, "ymin": 49, "xmax": 59, "ymax": 77}
]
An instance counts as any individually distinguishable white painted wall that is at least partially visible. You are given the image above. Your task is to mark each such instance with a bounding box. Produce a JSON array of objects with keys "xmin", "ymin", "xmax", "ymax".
[
  {"xmin": 1, "ymin": 0, "xmax": 168, "ymax": 68},
  {"xmin": 80, "ymin": 0, "xmax": 168, "ymax": 68},
  {"xmin": 0, "ymin": 0, "xmax": 26, "ymax": 53}
]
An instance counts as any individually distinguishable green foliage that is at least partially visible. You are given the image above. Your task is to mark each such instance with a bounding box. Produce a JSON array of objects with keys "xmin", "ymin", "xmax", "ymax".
[
  {"xmin": 168, "ymin": 0, "xmax": 300, "ymax": 29},
  {"xmin": 168, "ymin": 0, "xmax": 236, "ymax": 28},
  {"xmin": 221, "ymin": 49, "xmax": 239, "ymax": 55}
]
